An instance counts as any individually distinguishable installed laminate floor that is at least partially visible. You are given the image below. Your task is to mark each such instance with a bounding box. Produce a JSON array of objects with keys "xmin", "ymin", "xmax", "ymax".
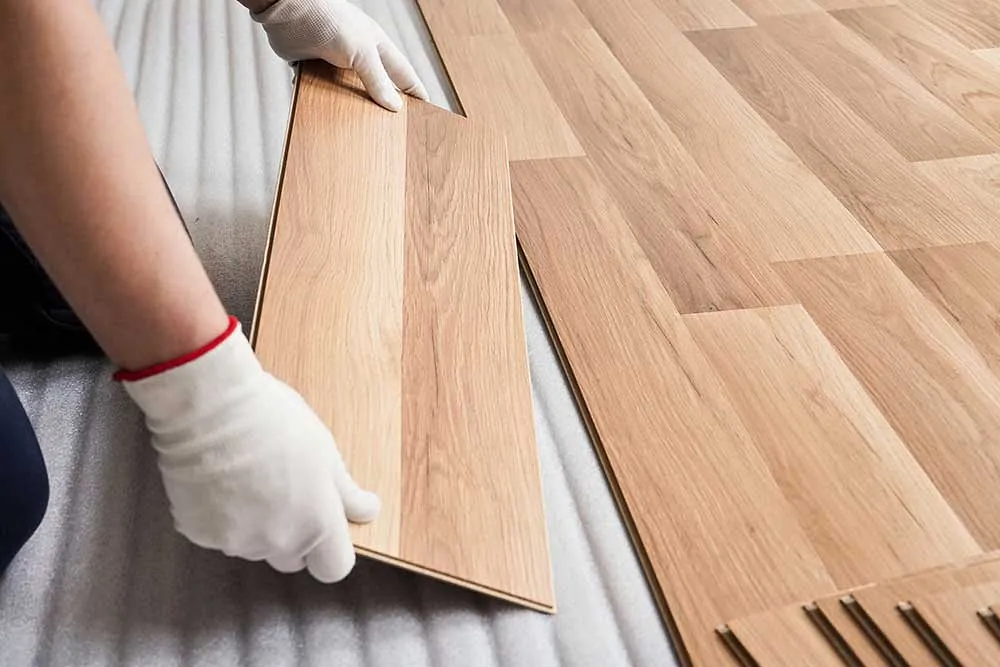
[{"xmin": 408, "ymin": 0, "xmax": 1000, "ymax": 663}]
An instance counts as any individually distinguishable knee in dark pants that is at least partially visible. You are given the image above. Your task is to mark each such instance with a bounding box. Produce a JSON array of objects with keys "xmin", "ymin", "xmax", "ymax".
[{"xmin": 0, "ymin": 371, "xmax": 49, "ymax": 575}]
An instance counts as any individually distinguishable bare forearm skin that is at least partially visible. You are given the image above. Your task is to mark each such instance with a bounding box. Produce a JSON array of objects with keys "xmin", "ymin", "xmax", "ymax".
[{"xmin": 0, "ymin": 0, "xmax": 229, "ymax": 370}]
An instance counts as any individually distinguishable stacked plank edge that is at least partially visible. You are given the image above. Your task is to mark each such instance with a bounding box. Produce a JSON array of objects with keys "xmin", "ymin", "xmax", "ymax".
[{"xmin": 409, "ymin": 0, "xmax": 1000, "ymax": 664}]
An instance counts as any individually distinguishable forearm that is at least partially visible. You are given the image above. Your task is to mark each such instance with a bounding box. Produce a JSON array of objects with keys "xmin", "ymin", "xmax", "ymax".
[{"xmin": 0, "ymin": 0, "xmax": 228, "ymax": 370}]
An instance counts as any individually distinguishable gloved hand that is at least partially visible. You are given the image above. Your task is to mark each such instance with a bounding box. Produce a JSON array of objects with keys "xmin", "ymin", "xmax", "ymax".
[
  {"xmin": 118, "ymin": 316, "xmax": 379, "ymax": 582},
  {"xmin": 250, "ymin": 0, "xmax": 429, "ymax": 112}
]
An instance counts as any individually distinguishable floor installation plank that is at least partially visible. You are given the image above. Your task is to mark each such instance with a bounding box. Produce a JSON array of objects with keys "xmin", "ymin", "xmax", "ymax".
[
  {"xmin": 689, "ymin": 26, "xmax": 999, "ymax": 249},
  {"xmin": 573, "ymin": 0, "xmax": 881, "ymax": 262},
  {"xmin": 889, "ymin": 242, "xmax": 1000, "ymax": 376},
  {"xmin": 914, "ymin": 153, "xmax": 1000, "ymax": 214},
  {"xmin": 253, "ymin": 62, "xmax": 553, "ymax": 610},
  {"xmin": 759, "ymin": 11, "xmax": 995, "ymax": 161},
  {"xmin": 833, "ymin": 5, "xmax": 1000, "ymax": 144},
  {"xmin": 518, "ymin": 28, "xmax": 794, "ymax": 313},
  {"xmin": 909, "ymin": 583, "xmax": 1000, "ymax": 665},
  {"xmin": 415, "ymin": 2, "xmax": 583, "ymax": 161},
  {"xmin": 900, "ymin": 0, "xmax": 1000, "ymax": 49},
  {"xmin": 511, "ymin": 156, "xmax": 837, "ymax": 667},
  {"xmin": 494, "ymin": 0, "xmax": 590, "ymax": 32},
  {"xmin": 814, "ymin": 594, "xmax": 892, "ymax": 666},
  {"xmin": 775, "ymin": 252, "xmax": 1000, "ymax": 550},
  {"xmin": 725, "ymin": 603, "xmax": 845, "ymax": 666},
  {"xmin": 978, "ymin": 47, "xmax": 1000, "ymax": 68},
  {"xmin": 685, "ymin": 306, "xmax": 978, "ymax": 586},
  {"xmin": 649, "ymin": 0, "xmax": 755, "ymax": 30},
  {"xmin": 730, "ymin": 0, "xmax": 825, "ymax": 19}
]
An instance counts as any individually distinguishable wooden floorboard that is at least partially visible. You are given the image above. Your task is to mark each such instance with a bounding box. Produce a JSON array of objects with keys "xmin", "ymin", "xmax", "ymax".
[
  {"xmin": 254, "ymin": 63, "xmax": 552, "ymax": 611},
  {"xmin": 726, "ymin": 603, "xmax": 845, "ymax": 666},
  {"xmin": 814, "ymin": 594, "xmax": 892, "ymax": 666},
  {"xmin": 909, "ymin": 582, "xmax": 1000, "ymax": 665}
]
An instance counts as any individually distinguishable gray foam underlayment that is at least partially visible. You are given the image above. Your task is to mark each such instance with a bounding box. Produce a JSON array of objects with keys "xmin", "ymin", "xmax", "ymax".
[{"xmin": 0, "ymin": 1, "xmax": 679, "ymax": 665}]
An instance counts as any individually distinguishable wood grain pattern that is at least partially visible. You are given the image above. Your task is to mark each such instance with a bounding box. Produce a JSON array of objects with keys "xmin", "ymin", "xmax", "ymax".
[
  {"xmin": 686, "ymin": 306, "xmax": 979, "ymax": 585},
  {"xmin": 760, "ymin": 12, "xmax": 995, "ymax": 161},
  {"xmin": 428, "ymin": 32, "xmax": 583, "ymax": 161},
  {"xmin": 776, "ymin": 252, "xmax": 1000, "ymax": 549},
  {"xmin": 914, "ymin": 153, "xmax": 1000, "ymax": 214},
  {"xmin": 649, "ymin": 0, "xmax": 755, "ymax": 30},
  {"xmin": 731, "ymin": 0, "xmax": 825, "ymax": 18},
  {"xmin": 890, "ymin": 243, "xmax": 1000, "ymax": 376},
  {"xmin": 574, "ymin": 0, "xmax": 881, "ymax": 262},
  {"xmin": 910, "ymin": 583, "xmax": 1000, "ymax": 665},
  {"xmin": 727, "ymin": 604, "xmax": 844, "ymax": 666},
  {"xmin": 901, "ymin": 0, "xmax": 1000, "ymax": 48},
  {"xmin": 254, "ymin": 63, "xmax": 552, "ymax": 611},
  {"xmin": 978, "ymin": 47, "xmax": 1000, "ymax": 68},
  {"xmin": 834, "ymin": 6, "xmax": 1000, "ymax": 144},
  {"xmin": 512, "ymin": 157, "xmax": 836, "ymax": 667},
  {"xmin": 520, "ymin": 29, "xmax": 794, "ymax": 313},
  {"xmin": 494, "ymin": 0, "xmax": 590, "ymax": 32},
  {"xmin": 690, "ymin": 26, "xmax": 1000, "ymax": 249},
  {"xmin": 400, "ymin": 104, "xmax": 552, "ymax": 609},
  {"xmin": 815, "ymin": 0, "xmax": 901, "ymax": 9},
  {"xmin": 814, "ymin": 594, "xmax": 892, "ymax": 666},
  {"xmin": 416, "ymin": 0, "xmax": 511, "ymax": 36},
  {"xmin": 255, "ymin": 65, "xmax": 407, "ymax": 555}
]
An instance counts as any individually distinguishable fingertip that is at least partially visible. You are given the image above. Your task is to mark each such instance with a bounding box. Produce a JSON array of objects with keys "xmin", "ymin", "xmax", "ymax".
[
  {"xmin": 344, "ymin": 489, "xmax": 381, "ymax": 524},
  {"xmin": 306, "ymin": 535, "xmax": 356, "ymax": 584}
]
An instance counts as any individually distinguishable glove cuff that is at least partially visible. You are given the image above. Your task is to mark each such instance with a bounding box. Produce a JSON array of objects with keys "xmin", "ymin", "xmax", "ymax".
[
  {"xmin": 250, "ymin": 0, "xmax": 340, "ymax": 60},
  {"xmin": 113, "ymin": 316, "xmax": 240, "ymax": 382}
]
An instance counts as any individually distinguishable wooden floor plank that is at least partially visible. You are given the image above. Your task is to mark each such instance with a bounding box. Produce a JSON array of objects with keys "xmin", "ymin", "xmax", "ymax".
[
  {"xmin": 890, "ymin": 243, "xmax": 1000, "ymax": 377},
  {"xmin": 814, "ymin": 594, "xmax": 892, "ymax": 666},
  {"xmin": 900, "ymin": 0, "xmax": 1000, "ymax": 49},
  {"xmin": 834, "ymin": 5, "xmax": 1000, "ymax": 144},
  {"xmin": 512, "ymin": 156, "xmax": 837, "ymax": 667},
  {"xmin": 908, "ymin": 582, "xmax": 1000, "ymax": 664},
  {"xmin": 914, "ymin": 153, "xmax": 1000, "ymax": 214},
  {"xmin": 573, "ymin": 0, "xmax": 880, "ymax": 262},
  {"xmin": 776, "ymin": 252, "xmax": 1000, "ymax": 550},
  {"xmin": 760, "ymin": 12, "xmax": 996, "ymax": 161},
  {"xmin": 650, "ymin": 0, "xmax": 755, "ymax": 30},
  {"xmin": 494, "ymin": 0, "xmax": 590, "ymax": 32},
  {"xmin": 689, "ymin": 26, "xmax": 997, "ymax": 249},
  {"xmin": 519, "ymin": 28, "xmax": 794, "ymax": 313},
  {"xmin": 686, "ymin": 306, "xmax": 979, "ymax": 585},
  {"xmin": 815, "ymin": 0, "xmax": 901, "ymax": 9},
  {"xmin": 254, "ymin": 63, "xmax": 552, "ymax": 611},
  {"xmin": 399, "ymin": 103, "xmax": 553, "ymax": 610},
  {"xmin": 255, "ymin": 65, "xmax": 407, "ymax": 557},
  {"xmin": 727, "ymin": 604, "xmax": 845, "ymax": 666},
  {"xmin": 428, "ymin": 32, "xmax": 583, "ymax": 161},
  {"xmin": 731, "ymin": 0, "xmax": 825, "ymax": 19},
  {"xmin": 416, "ymin": 0, "xmax": 511, "ymax": 36}
]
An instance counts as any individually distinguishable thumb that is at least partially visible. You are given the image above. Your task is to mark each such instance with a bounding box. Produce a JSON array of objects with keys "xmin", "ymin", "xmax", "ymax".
[
  {"xmin": 353, "ymin": 43, "xmax": 403, "ymax": 112},
  {"xmin": 332, "ymin": 460, "xmax": 381, "ymax": 524}
]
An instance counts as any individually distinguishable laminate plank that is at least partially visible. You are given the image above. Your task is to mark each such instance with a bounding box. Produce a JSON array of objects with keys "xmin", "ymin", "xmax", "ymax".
[
  {"xmin": 776, "ymin": 252, "xmax": 1000, "ymax": 549},
  {"xmin": 255, "ymin": 64, "xmax": 407, "ymax": 556},
  {"xmin": 813, "ymin": 0, "xmax": 899, "ymax": 9},
  {"xmin": 511, "ymin": 156, "xmax": 837, "ymax": 667},
  {"xmin": 428, "ymin": 32, "xmax": 583, "ymax": 161},
  {"xmin": 726, "ymin": 604, "xmax": 844, "ymax": 666},
  {"xmin": 814, "ymin": 594, "xmax": 892, "ymax": 666},
  {"xmin": 649, "ymin": 0, "xmax": 755, "ymax": 30},
  {"xmin": 910, "ymin": 583, "xmax": 1000, "ymax": 665},
  {"xmin": 978, "ymin": 47, "xmax": 1000, "ymax": 68},
  {"xmin": 833, "ymin": 6, "xmax": 1000, "ymax": 144},
  {"xmin": 494, "ymin": 0, "xmax": 590, "ymax": 32},
  {"xmin": 254, "ymin": 63, "xmax": 553, "ymax": 610},
  {"xmin": 760, "ymin": 12, "xmax": 995, "ymax": 161},
  {"xmin": 900, "ymin": 0, "xmax": 1000, "ymax": 49},
  {"xmin": 914, "ymin": 153, "xmax": 1000, "ymax": 212},
  {"xmin": 730, "ymin": 0, "xmax": 825, "ymax": 19},
  {"xmin": 416, "ymin": 0, "xmax": 510, "ymax": 36},
  {"xmin": 686, "ymin": 306, "xmax": 979, "ymax": 585},
  {"xmin": 573, "ymin": 0, "xmax": 880, "ymax": 262},
  {"xmin": 400, "ymin": 104, "xmax": 553, "ymax": 610},
  {"xmin": 889, "ymin": 243, "xmax": 1000, "ymax": 376},
  {"xmin": 690, "ymin": 26, "xmax": 998, "ymax": 249},
  {"xmin": 520, "ymin": 29, "xmax": 794, "ymax": 313}
]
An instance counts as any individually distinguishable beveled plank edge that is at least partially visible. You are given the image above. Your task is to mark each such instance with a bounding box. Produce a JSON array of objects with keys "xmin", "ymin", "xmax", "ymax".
[
  {"xmin": 841, "ymin": 595, "xmax": 908, "ymax": 667},
  {"xmin": 977, "ymin": 607, "xmax": 1000, "ymax": 645},
  {"xmin": 804, "ymin": 602, "xmax": 865, "ymax": 666},
  {"xmin": 897, "ymin": 602, "xmax": 962, "ymax": 667},
  {"xmin": 356, "ymin": 545, "xmax": 555, "ymax": 613},
  {"xmin": 250, "ymin": 63, "xmax": 304, "ymax": 347},
  {"xmin": 516, "ymin": 240, "xmax": 691, "ymax": 664},
  {"xmin": 716, "ymin": 625, "xmax": 761, "ymax": 667}
]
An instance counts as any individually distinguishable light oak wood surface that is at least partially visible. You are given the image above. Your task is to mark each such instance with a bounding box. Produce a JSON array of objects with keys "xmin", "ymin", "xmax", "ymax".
[
  {"xmin": 814, "ymin": 594, "xmax": 891, "ymax": 666},
  {"xmin": 254, "ymin": 63, "xmax": 552, "ymax": 611},
  {"xmin": 726, "ymin": 604, "xmax": 845, "ymax": 666},
  {"xmin": 910, "ymin": 583, "xmax": 1000, "ymax": 665},
  {"xmin": 978, "ymin": 47, "xmax": 1000, "ymax": 67},
  {"xmin": 262, "ymin": 0, "xmax": 1000, "ymax": 662},
  {"xmin": 520, "ymin": 28, "xmax": 794, "ymax": 313}
]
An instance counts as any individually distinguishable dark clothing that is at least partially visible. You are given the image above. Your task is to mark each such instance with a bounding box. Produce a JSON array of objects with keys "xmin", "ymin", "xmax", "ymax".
[{"xmin": 0, "ymin": 370, "xmax": 48, "ymax": 575}]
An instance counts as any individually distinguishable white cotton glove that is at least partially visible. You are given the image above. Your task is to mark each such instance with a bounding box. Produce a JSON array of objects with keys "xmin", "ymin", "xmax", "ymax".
[
  {"xmin": 250, "ymin": 0, "xmax": 429, "ymax": 111},
  {"xmin": 118, "ymin": 317, "xmax": 379, "ymax": 582}
]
